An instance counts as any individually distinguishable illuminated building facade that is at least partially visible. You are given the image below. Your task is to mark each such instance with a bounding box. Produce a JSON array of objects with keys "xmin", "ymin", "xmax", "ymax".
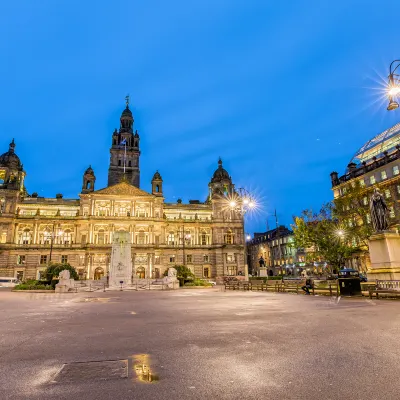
[
  {"xmin": 330, "ymin": 122, "xmax": 400, "ymax": 272},
  {"xmin": 0, "ymin": 102, "xmax": 245, "ymax": 281}
]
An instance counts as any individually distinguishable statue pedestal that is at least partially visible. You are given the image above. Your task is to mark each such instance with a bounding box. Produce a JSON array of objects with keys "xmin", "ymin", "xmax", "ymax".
[
  {"xmin": 367, "ymin": 231, "xmax": 400, "ymax": 280},
  {"xmin": 259, "ymin": 267, "xmax": 268, "ymax": 277},
  {"xmin": 55, "ymin": 279, "xmax": 75, "ymax": 293}
]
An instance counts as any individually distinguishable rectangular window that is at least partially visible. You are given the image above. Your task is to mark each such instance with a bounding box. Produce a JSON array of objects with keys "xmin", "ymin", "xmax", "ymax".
[
  {"xmin": 169, "ymin": 255, "xmax": 175, "ymax": 263},
  {"xmin": 40, "ymin": 255, "xmax": 47, "ymax": 265},
  {"xmin": 203, "ymin": 254, "xmax": 209, "ymax": 263},
  {"xmin": 154, "ymin": 256, "xmax": 160, "ymax": 265},
  {"xmin": 186, "ymin": 254, "xmax": 192, "ymax": 263},
  {"xmin": 385, "ymin": 189, "xmax": 391, "ymax": 199},
  {"xmin": 370, "ymin": 175, "xmax": 376, "ymax": 185},
  {"xmin": 226, "ymin": 254, "xmax": 234, "ymax": 262},
  {"xmin": 155, "ymin": 235, "xmax": 160, "ymax": 246},
  {"xmin": 17, "ymin": 255, "xmax": 26, "ymax": 265},
  {"xmin": 227, "ymin": 266, "xmax": 237, "ymax": 276},
  {"xmin": 394, "ymin": 166, "xmax": 399, "ymax": 176},
  {"xmin": 381, "ymin": 170, "xmax": 387, "ymax": 180},
  {"xmin": 81, "ymin": 234, "xmax": 87, "ymax": 244},
  {"xmin": 61, "ymin": 255, "xmax": 68, "ymax": 264},
  {"xmin": 203, "ymin": 267, "xmax": 210, "ymax": 278}
]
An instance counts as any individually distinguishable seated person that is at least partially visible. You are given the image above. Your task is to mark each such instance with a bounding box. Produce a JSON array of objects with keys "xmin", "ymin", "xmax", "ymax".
[{"xmin": 301, "ymin": 277, "xmax": 313, "ymax": 295}]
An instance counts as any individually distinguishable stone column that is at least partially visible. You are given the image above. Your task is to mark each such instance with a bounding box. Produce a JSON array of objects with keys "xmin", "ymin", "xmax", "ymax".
[{"xmin": 222, "ymin": 251, "xmax": 226, "ymax": 276}]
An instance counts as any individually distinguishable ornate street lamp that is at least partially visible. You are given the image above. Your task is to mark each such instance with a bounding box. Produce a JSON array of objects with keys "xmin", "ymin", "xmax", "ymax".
[
  {"xmin": 226, "ymin": 187, "xmax": 257, "ymax": 280},
  {"xmin": 44, "ymin": 223, "xmax": 63, "ymax": 262},
  {"xmin": 386, "ymin": 60, "xmax": 400, "ymax": 111}
]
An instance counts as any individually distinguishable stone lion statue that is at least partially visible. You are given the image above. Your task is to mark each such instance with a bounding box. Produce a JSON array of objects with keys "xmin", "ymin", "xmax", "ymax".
[
  {"xmin": 59, "ymin": 269, "xmax": 70, "ymax": 280},
  {"xmin": 167, "ymin": 268, "xmax": 177, "ymax": 278}
]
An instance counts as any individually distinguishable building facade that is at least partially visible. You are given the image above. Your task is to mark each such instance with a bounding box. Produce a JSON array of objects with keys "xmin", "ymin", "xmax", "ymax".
[
  {"xmin": 0, "ymin": 102, "xmax": 245, "ymax": 281},
  {"xmin": 330, "ymin": 122, "xmax": 400, "ymax": 272},
  {"xmin": 247, "ymin": 226, "xmax": 304, "ymax": 276}
]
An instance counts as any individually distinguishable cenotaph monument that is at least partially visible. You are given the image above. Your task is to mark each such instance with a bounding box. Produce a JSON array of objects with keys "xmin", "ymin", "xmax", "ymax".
[
  {"xmin": 109, "ymin": 232, "xmax": 132, "ymax": 287},
  {"xmin": 367, "ymin": 188, "xmax": 400, "ymax": 280}
]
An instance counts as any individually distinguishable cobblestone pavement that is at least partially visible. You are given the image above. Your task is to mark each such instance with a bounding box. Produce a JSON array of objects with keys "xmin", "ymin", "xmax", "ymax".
[{"xmin": 1, "ymin": 287, "xmax": 399, "ymax": 400}]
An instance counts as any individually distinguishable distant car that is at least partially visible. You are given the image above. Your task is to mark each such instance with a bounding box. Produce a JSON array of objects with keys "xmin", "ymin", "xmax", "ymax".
[
  {"xmin": 0, "ymin": 277, "xmax": 20, "ymax": 287},
  {"xmin": 359, "ymin": 273, "xmax": 368, "ymax": 282}
]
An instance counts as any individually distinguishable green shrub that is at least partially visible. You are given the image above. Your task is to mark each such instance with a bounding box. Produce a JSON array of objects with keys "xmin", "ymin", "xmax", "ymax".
[
  {"xmin": 44, "ymin": 263, "xmax": 79, "ymax": 281},
  {"xmin": 14, "ymin": 281, "xmax": 53, "ymax": 291},
  {"xmin": 164, "ymin": 265, "xmax": 194, "ymax": 286}
]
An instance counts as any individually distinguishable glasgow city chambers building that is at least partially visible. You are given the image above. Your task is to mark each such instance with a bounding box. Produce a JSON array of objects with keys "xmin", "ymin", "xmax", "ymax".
[{"xmin": 0, "ymin": 101, "xmax": 245, "ymax": 281}]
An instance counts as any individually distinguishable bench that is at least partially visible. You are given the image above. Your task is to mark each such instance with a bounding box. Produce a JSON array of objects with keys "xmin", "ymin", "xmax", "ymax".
[
  {"xmin": 266, "ymin": 280, "xmax": 283, "ymax": 292},
  {"xmin": 238, "ymin": 281, "xmax": 251, "ymax": 291},
  {"xmin": 281, "ymin": 279, "xmax": 304, "ymax": 294},
  {"xmin": 224, "ymin": 281, "xmax": 239, "ymax": 290},
  {"xmin": 250, "ymin": 280, "xmax": 267, "ymax": 291},
  {"xmin": 369, "ymin": 280, "xmax": 400, "ymax": 299}
]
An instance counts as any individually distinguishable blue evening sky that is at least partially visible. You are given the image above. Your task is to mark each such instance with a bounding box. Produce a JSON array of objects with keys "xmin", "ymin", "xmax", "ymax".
[{"xmin": 1, "ymin": 1, "xmax": 399, "ymax": 235}]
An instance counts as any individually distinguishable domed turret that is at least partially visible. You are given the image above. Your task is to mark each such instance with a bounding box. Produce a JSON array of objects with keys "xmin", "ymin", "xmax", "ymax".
[
  {"xmin": 0, "ymin": 139, "xmax": 22, "ymax": 170},
  {"xmin": 82, "ymin": 165, "xmax": 96, "ymax": 193},
  {"xmin": 151, "ymin": 170, "xmax": 163, "ymax": 196},
  {"xmin": 211, "ymin": 158, "xmax": 231, "ymax": 183},
  {"xmin": 119, "ymin": 97, "xmax": 133, "ymax": 133}
]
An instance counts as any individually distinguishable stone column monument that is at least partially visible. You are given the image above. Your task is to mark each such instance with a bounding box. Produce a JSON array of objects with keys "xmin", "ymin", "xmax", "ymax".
[
  {"xmin": 367, "ymin": 188, "xmax": 400, "ymax": 280},
  {"xmin": 109, "ymin": 232, "xmax": 132, "ymax": 287}
]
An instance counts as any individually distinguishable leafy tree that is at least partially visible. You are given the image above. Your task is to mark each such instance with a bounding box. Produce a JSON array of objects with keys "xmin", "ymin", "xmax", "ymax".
[
  {"xmin": 44, "ymin": 263, "xmax": 79, "ymax": 281},
  {"xmin": 164, "ymin": 265, "xmax": 194, "ymax": 286},
  {"xmin": 332, "ymin": 179, "xmax": 373, "ymax": 248},
  {"xmin": 292, "ymin": 203, "xmax": 360, "ymax": 272}
]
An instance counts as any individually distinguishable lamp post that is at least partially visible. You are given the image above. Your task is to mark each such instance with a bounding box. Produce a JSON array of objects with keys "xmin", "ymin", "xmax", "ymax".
[
  {"xmin": 386, "ymin": 60, "xmax": 400, "ymax": 111},
  {"xmin": 45, "ymin": 223, "xmax": 63, "ymax": 262},
  {"xmin": 227, "ymin": 187, "xmax": 256, "ymax": 281}
]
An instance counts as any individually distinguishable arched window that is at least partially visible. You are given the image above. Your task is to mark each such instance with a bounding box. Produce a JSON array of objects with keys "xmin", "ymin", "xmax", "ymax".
[
  {"xmin": 62, "ymin": 230, "xmax": 72, "ymax": 245},
  {"xmin": 21, "ymin": 229, "xmax": 31, "ymax": 245},
  {"xmin": 156, "ymin": 185, "xmax": 160, "ymax": 193},
  {"xmin": 225, "ymin": 230, "xmax": 233, "ymax": 244},
  {"xmin": 167, "ymin": 232, "xmax": 175, "ymax": 246},
  {"xmin": 128, "ymin": 161, "xmax": 132, "ymax": 167}
]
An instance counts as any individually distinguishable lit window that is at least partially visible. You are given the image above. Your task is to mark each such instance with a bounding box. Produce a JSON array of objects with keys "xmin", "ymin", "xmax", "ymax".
[
  {"xmin": 186, "ymin": 254, "xmax": 192, "ymax": 263},
  {"xmin": 203, "ymin": 267, "xmax": 210, "ymax": 278},
  {"xmin": 360, "ymin": 179, "xmax": 365, "ymax": 187},
  {"xmin": 394, "ymin": 166, "xmax": 399, "ymax": 176},
  {"xmin": 169, "ymin": 255, "xmax": 175, "ymax": 263},
  {"xmin": 227, "ymin": 266, "xmax": 237, "ymax": 276},
  {"xmin": 225, "ymin": 230, "xmax": 233, "ymax": 244},
  {"xmin": 203, "ymin": 254, "xmax": 209, "ymax": 263},
  {"xmin": 40, "ymin": 255, "xmax": 47, "ymax": 264},
  {"xmin": 21, "ymin": 229, "xmax": 31, "ymax": 245},
  {"xmin": 200, "ymin": 232, "xmax": 207, "ymax": 246},
  {"xmin": 370, "ymin": 175, "xmax": 376, "ymax": 185},
  {"xmin": 389, "ymin": 207, "xmax": 395, "ymax": 219},
  {"xmin": 167, "ymin": 232, "xmax": 175, "ymax": 246},
  {"xmin": 61, "ymin": 255, "xmax": 68, "ymax": 264},
  {"xmin": 385, "ymin": 189, "xmax": 391, "ymax": 199},
  {"xmin": 363, "ymin": 197, "xmax": 368, "ymax": 206},
  {"xmin": 381, "ymin": 170, "xmax": 387, "ymax": 180},
  {"xmin": 17, "ymin": 255, "xmax": 26, "ymax": 265},
  {"xmin": 227, "ymin": 254, "xmax": 234, "ymax": 262}
]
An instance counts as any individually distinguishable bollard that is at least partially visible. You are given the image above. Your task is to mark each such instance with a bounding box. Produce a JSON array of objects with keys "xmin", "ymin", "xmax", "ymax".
[{"xmin": 103, "ymin": 283, "xmax": 106, "ymax": 292}]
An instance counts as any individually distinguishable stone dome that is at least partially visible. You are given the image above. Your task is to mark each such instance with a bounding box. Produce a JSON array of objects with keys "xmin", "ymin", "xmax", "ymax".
[
  {"xmin": 121, "ymin": 106, "xmax": 133, "ymax": 118},
  {"xmin": 152, "ymin": 171, "xmax": 162, "ymax": 181},
  {"xmin": 0, "ymin": 139, "xmax": 22, "ymax": 170},
  {"xmin": 84, "ymin": 165, "xmax": 94, "ymax": 175},
  {"xmin": 211, "ymin": 158, "xmax": 231, "ymax": 183}
]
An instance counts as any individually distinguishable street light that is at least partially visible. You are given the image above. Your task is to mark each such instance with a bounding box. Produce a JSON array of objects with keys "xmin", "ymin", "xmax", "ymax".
[
  {"xmin": 386, "ymin": 60, "xmax": 400, "ymax": 111},
  {"xmin": 226, "ymin": 187, "xmax": 257, "ymax": 280},
  {"xmin": 45, "ymin": 224, "xmax": 63, "ymax": 262}
]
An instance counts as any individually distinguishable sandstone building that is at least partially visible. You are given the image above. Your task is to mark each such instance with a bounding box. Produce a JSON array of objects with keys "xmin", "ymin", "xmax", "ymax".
[{"xmin": 0, "ymin": 101, "xmax": 245, "ymax": 281}]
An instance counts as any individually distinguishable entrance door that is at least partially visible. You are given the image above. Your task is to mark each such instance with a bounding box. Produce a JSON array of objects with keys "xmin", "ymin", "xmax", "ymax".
[
  {"xmin": 94, "ymin": 267, "xmax": 104, "ymax": 280},
  {"xmin": 136, "ymin": 267, "xmax": 145, "ymax": 279}
]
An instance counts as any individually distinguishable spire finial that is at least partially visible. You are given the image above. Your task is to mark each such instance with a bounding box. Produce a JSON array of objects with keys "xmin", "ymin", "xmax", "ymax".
[
  {"xmin": 125, "ymin": 94, "xmax": 130, "ymax": 108},
  {"xmin": 9, "ymin": 138, "xmax": 15, "ymax": 152},
  {"xmin": 218, "ymin": 157, "xmax": 222, "ymax": 166}
]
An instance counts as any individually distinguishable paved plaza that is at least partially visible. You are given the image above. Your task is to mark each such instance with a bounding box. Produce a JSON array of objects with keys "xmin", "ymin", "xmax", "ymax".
[{"xmin": 1, "ymin": 288, "xmax": 400, "ymax": 400}]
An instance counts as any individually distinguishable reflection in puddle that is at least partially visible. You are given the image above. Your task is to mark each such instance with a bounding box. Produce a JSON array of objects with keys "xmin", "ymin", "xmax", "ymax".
[{"xmin": 132, "ymin": 354, "xmax": 159, "ymax": 383}]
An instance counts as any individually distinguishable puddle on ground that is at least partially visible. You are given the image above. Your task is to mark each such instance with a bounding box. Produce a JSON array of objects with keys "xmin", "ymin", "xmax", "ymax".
[
  {"xmin": 75, "ymin": 297, "xmax": 117, "ymax": 303},
  {"xmin": 132, "ymin": 354, "xmax": 159, "ymax": 383}
]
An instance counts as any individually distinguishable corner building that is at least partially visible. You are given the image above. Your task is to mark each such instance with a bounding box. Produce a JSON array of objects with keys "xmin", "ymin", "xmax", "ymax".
[{"xmin": 0, "ymin": 103, "xmax": 245, "ymax": 281}]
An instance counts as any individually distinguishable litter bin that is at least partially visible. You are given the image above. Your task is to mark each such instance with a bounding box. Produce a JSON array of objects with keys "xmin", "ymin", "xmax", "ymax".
[{"xmin": 338, "ymin": 268, "xmax": 361, "ymax": 296}]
